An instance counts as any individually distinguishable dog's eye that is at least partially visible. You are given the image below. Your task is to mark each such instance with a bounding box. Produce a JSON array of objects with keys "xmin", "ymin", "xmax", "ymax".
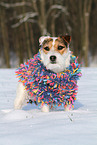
[
  {"xmin": 58, "ymin": 46, "xmax": 64, "ymax": 50},
  {"xmin": 44, "ymin": 46, "xmax": 49, "ymax": 51}
]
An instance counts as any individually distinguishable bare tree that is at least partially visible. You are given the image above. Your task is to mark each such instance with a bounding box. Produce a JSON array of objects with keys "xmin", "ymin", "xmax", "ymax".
[
  {"xmin": 0, "ymin": 6, "xmax": 10, "ymax": 68},
  {"xmin": 22, "ymin": 0, "xmax": 32, "ymax": 58},
  {"xmin": 79, "ymin": 0, "xmax": 92, "ymax": 66},
  {"xmin": 1, "ymin": 0, "xmax": 68, "ymax": 36},
  {"xmin": 0, "ymin": 0, "xmax": 96, "ymax": 68}
]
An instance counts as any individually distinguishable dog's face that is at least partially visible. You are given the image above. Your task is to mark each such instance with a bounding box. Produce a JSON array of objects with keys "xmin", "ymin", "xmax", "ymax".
[{"xmin": 39, "ymin": 35, "xmax": 71, "ymax": 73}]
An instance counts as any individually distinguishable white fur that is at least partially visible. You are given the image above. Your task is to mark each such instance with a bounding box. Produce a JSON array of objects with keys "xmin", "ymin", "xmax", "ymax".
[
  {"xmin": 64, "ymin": 105, "xmax": 72, "ymax": 111},
  {"xmin": 14, "ymin": 82, "xmax": 27, "ymax": 109},
  {"xmin": 39, "ymin": 36, "xmax": 57, "ymax": 45},
  {"xmin": 41, "ymin": 104, "xmax": 49, "ymax": 112},
  {"xmin": 41, "ymin": 49, "xmax": 70, "ymax": 73},
  {"xmin": 40, "ymin": 36, "xmax": 70, "ymax": 73},
  {"xmin": 14, "ymin": 36, "xmax": 71, "ymax": 111}
]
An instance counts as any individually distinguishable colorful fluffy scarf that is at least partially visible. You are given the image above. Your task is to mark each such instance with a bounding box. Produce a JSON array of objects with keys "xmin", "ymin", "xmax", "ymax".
[{"xmin": 16, "ymin": 50, "xmax": 82, "ymax": 109}]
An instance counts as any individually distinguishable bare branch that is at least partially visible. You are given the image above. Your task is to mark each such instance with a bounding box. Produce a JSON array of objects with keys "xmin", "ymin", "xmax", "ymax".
[
  {"xmin": 46, "ymin": 5, "xmax": 68, "ymax": 19},
  {"xmin": 11, "ymin": 19, "xmax": 24, "ymax": 28},
  {"xmin": 11, "ymin": 12, "xmax": 38, "ymax": 28},
  {"xmin": 0, "ymin": 2, "xmax": 32, "ymax": 8},
  {"xmin": 54, "ymin": 11, "xmax": 61, "ymax": 19},
  {"xmin": 16, "ymin": 12, "xmax": 38, "ymax": 20}
]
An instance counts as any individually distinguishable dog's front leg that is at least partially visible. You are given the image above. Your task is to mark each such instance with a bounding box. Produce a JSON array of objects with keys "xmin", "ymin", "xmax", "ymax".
[
  {"xmin": 14, "ymin": 82, "xmax": 28, "ymax": 109},
  {"xmin": 41, "ymin": 104, "xmax": 49, "ymax": 112},
  {"xmin": 65, "ymin": 105, "xmax": 72, "ymax": 111}
]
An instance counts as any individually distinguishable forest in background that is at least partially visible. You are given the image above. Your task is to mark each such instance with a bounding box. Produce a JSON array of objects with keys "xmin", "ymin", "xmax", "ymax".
[{"xmin": 0, "ymin": 0, "xmax": 97, "ymax": 68}]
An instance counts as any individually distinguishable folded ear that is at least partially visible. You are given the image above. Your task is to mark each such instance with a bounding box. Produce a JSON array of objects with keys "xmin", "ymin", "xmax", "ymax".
[
  {"xmin": 39, "ymin": 36, "xmax": 50, "ymax": 45},
  {"xmin": 60, "ymin": 35, "xmax": 71, "ymax": 44}
]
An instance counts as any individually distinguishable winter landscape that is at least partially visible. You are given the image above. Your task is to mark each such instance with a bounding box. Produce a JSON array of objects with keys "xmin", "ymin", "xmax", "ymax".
[
  {"xmin": 0, "ymin": 1, "xmax": 97, "ymax": 145},
  {"xmin": 0, "ymin": 67, "xmax": 97, "ymax": 145}
]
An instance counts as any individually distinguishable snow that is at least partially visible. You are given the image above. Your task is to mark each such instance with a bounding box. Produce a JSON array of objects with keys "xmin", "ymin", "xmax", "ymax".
[{"xmin": 0, "ymin": 68, "xmax": 97, "ymax": 145}]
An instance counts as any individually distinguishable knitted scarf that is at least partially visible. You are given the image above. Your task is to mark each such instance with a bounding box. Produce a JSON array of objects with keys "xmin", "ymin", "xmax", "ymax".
[{"xmin": 16, "ymin": 50, "xmax": 82, "ymax": 109}]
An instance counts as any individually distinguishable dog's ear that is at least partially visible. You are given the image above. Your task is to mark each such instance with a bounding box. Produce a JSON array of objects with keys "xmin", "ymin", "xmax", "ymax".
[
  {"xmin": 39, "ymin": 36, "xmax": 50, "ymax": 45},
  {"xmin": 60, "ymin": 35, "xmax": 71, "ymax": 44}
]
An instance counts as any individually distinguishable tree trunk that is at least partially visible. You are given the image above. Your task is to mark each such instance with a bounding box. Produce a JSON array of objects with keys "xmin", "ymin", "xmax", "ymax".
[
  {"xmin": 23, "ymin": 0, "xmax": 32, "ymax": 58},
  {"xmin": 14, "ymin": 28, "xmax": 21, "ymax": 65},
  {"xmin": 79, "ymin": 0, "xmax": 92, "ymax": 67},
  {"xmin": 51, "ymin": 9, "xmax": 56, "ymax": 37},
  {"xmin": 24, "ymin": 22, "xmax": 32, "ymax": 58},
  {"xmin": 84, "ymin": 13, "xmax": 89, "ymax": 67},
  {"xmin": 19, "ymin": 26, "xmax": 23, "ymax": 64},
  {"xmin": 0, "ymin": 8, "xmax": 10, "ymax": 68},
  {"xmin": 39, "ymin": 0, "xmax": 47, "ymax": 35},
  {"xmin": 51, "ymin": 18, "xmax": 55, "ymax": 37},
  {"xmin": 29, "ymin": 23, "xmax": 36, "ymax": 54}
]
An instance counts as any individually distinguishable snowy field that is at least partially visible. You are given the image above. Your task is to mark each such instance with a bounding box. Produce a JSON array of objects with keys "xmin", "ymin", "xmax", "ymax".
[{"xmin": 0, "ymin": 68, "xmax": 97, "ymax": 145}]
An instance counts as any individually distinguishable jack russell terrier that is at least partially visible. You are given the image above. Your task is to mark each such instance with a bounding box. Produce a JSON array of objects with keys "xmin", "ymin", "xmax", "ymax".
[{"xmin": 14, "ymin": 35, "xmax": 81, "ymax": 112}]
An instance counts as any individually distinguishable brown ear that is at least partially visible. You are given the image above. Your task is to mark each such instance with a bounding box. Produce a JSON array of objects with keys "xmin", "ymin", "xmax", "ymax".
[{"xmin": 60, "ymin": 35, "xmax": 71, "ymax": 43}]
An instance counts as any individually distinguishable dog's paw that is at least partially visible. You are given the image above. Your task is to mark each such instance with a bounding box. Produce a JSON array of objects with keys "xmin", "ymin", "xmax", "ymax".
[
  {"xmin": 41, "ymin": 104, "xmax": 49, "ymax": 112},
  {"xmin": 14, "ymin": 103, "xmax": 22, "ymax": 110}
]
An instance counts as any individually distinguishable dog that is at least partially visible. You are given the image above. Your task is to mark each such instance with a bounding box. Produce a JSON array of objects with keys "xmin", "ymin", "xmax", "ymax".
[{"xmin": 14, "ymin": 35, "xmax": 81, "ymax": 112}]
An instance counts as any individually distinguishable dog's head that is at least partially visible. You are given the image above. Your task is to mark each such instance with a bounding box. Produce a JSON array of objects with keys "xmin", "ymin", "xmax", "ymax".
[{"xmin": 39, "ymin": 35, "xmax": 71, "ymax": 73}]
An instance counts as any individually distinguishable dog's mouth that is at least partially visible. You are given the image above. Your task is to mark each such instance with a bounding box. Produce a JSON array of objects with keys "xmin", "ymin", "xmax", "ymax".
[{"xmin": 50, "ymin": 61, "xmax": 56, "ymax": 64}]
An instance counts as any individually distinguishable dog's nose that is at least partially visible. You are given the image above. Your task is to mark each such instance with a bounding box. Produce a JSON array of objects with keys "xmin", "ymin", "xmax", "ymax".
[{"xmin": 50, "ymin": 55, "xmax": 56, "ymax": 62}]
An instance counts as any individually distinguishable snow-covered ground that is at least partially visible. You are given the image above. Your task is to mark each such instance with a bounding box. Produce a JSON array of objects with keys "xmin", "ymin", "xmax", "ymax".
[{"xmin": 0, "ymin": 68, "xmax": 97, "ymax": 145}]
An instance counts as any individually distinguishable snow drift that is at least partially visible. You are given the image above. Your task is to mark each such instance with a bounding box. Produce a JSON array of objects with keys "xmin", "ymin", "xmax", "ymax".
[{"xmin": 0, "ymin": 68, "xmax": 97, "ymax": 145}]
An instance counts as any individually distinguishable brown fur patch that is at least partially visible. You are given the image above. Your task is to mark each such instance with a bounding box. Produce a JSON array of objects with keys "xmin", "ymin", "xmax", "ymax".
[
  {"xmin": 55, "ymin": 38, "xmax": 67, "ymax": 55},
  {"xmin": 43, "ymin": 38, "xmax": 53, "ymax": 46},
  {"xmin": 42, "ymin": 37, "xmax": 67, "ymax": 55},
  {"xmin": 43, "ymin": 38, "xmax": 53, "ymax": 54}
]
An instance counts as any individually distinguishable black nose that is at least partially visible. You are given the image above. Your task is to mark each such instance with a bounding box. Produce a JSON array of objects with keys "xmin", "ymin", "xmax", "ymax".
[{"xmin": 50, "ymin": 55, "xmax": 56, "ymax": 62}]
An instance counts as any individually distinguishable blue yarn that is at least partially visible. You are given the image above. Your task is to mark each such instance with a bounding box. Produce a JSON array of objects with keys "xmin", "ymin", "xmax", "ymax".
[{"xmin": 16, "ymin": 50, "xmax": 82, "ymax": 108}]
